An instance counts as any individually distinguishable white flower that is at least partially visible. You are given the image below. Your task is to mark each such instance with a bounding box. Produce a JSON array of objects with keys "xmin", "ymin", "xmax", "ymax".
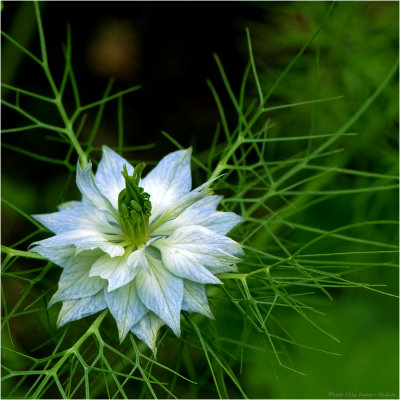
[{"xmin": 31, "ymin": 146, "xmax": 243, "ymax": 352}]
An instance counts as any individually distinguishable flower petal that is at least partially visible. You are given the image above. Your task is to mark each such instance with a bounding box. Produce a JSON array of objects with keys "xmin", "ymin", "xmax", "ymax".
[
  {"xmin": 161, "ymin": 224, "xmax": 243, "ymax": 256},
  {"xmin": 49, "ymin": 250, "xmax": 107, "ymax": 306},
  {"xmin": 104, "ymin": 281, "xmax": 147, "ymax": 343},
  {"xmin": 148, "ymin": 179, "xmax": 216, "ymax": 232},
  {"xmin": 57, "ymin": 201, "xmax": 82, "ymax": 211},
  {"xmin": 76, "ymin": 238, "xmax": 125, "ymax": 257},
  {"xmin": 202, "ymin": 211, "xmax": 243, "ymax": 235},
  {"xmin": 155, "ymin": 202, "xmax": 243, "ymax": 236},
  {"xmin": 182, "ymin": 280, "xmax": 214, "ymax": 319},
  {"xmin": 154, "ymin": 241, "xmax": 223, "ymax": 285},
  {"xmin": 76, "ymin": 161, "xmax": 117, "ymax": 217},
  {"xmin": 32, "ymin": 205, "xmax": 121, "ymax": 235},
  {"xmin": 29, "ymin": 245, "xmax": 75, "ymax": 268},
  {"xmin": 141, "ymin": 148, "xmax": 192, "ymax": 222},
  {"xmin": 32, "ymin": 230, "xmax": 125, "ymax": 258},
  {"xmin": 95, "ymin": 146, "xmax": 134, "ymax": 210},
  {"xmin": 136, "ymin": 254, "xmax": 183, "ymax": 336},
  {"xmin": 131, "ymin": 312, "xmax": 165, "ymax": 353},
  {"xmin": 57, "ymin": 291, "xmax": 107, "ymax": 328},
  {"xmin": 153, "ymin": 225, "xmax": 243, "ymax": 276},
  {"xmin": 188, "ymin": 194, "xmax": 222, "ymax": 210},
  {"xmin": 89, "ymin": 248, "xmax": 145, "ymax": 291}
]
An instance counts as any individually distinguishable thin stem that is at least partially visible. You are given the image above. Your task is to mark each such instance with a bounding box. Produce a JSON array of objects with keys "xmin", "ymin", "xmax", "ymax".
[
  {"xmin": 1, "ymin": 245, "xmax": 45, "ymax": 260},
  {"xmin": 33, "ymin": 1, "xmax": 88, "ymax": 168},
  {"xmin": 31, "ymin": 310, "xmax": 108, "ymax": 399}
]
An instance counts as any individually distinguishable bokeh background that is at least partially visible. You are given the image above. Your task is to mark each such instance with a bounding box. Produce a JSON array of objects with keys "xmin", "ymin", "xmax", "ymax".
[{"xmin": 2, "ymin": 1, "xmax": 399, "ymax": 398}]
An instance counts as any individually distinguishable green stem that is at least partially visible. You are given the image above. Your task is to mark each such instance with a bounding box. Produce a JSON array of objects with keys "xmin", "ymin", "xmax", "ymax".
[
  {"xmin": 208, "ymin": 134, "xmax": 244, "ymax": 182},
  {"xmin": 55, "ymin": 97, "xmax": 88, "ymax": 169},
  {"xmin": 1, "ymin": 245, "xmax": 45, "ymax": 260},
  {"xmin": 33, "ymin": 1, "xmax": 88, "ymax": 169},
  {"xmin": 31, "ymin": 310, "xmax": 108, "ymax": 398}
]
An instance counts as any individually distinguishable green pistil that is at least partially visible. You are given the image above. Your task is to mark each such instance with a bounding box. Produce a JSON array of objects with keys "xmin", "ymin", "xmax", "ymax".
[{"xmin": 118, "ymin": 164, "xmax": 152, "ymax": 247}]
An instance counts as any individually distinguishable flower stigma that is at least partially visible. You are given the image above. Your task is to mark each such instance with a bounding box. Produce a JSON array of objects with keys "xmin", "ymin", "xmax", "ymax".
[{"xmin": 118, "ymin": 163, "xmax": 152, "ymax": 247}]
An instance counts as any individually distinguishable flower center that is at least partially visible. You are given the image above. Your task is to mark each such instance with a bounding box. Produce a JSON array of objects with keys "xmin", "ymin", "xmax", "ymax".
[{"xmin": 118, "ymin": 163, "xmax": 152, "ymax": 247}]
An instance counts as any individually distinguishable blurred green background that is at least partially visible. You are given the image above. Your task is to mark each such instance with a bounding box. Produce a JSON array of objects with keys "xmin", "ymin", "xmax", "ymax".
[{"xmin": 2, "ymin": 1, "xmax": 398, "ymax": 398}]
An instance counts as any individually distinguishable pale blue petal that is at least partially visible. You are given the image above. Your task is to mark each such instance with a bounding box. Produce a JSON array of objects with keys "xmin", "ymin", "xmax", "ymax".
[
  {"xmin": 149, "ymin": 189, "xmax": 203, "ymax": 228},
  {"xmin": 32, "ymin": 230, "xmax": 125, "ymax": 258},
  {"xmin": 131, "ymin": 312, "xmax": 165, "ymax": 353},
  {"xmin": 57, "ymin": 291, "xmax": 106, "ymax": 328},
  {"xmin": 203, "ymin": 262, "xmax": 239, "ymax": 274},
  {"xmin": 127, "ymin": 246, "xmax": 151, "ymax": 270},
  {"xmin": 153, "ymin": 225, "xmax": 243, "ymax": 276},
  {"xmin": 76, "ymin": 161, "xmax": 117, "ymax": 217},
  {"xmin": 189, "ymin": 195, "xmax": 222, "ymax": 210},
  {"xmin": 57, "ymin": 201, "xmax": 82, "ymax": 211},
  {"xmin": 203, "ymin": 211, "xmax": 243, "ymax": 235},
  {"xmin": 104, "ymin": 281, "xmax": 147, "ymax": 343},
  {"xmin": 95, "ymin": 146, "xmax": 134, "ymax": 210},
  {"xmin": 32, "ymin": 205, "xmax": 121, "ymax": 235},
  {"xmin": 136, "ymin": 254, "xmax": 183, "ymax": 336},
  {"xmin": 182, "ymin": 280, "xmax": 214, "ymax": 319},
  {"xmin": 165, "ymin": 225, "xmax": 244, "ymax": 256},
  {"xmin": 49, "ymin": 250, "xmax": 107, "ymax": 306},
  {"xmin": 75, "ymin": 239, "xmax": 125, "ymax": 257},
  {"xmin": 180, "ymin": 249, "xmax": 240, "ymax": 274},
  {"xmin": 154, "ymin": 240, "xmax": 222, "ymax": 284},
  {"xmin": 149, "ymin": 179, "xmax": 215, "ymax": 230},
  {"xmin": 89, "ymin": 249, "xmax": 144, "ymax": 291},
  {"xmin": 29, "ymin": 246, "xmax": 75, "ymax": 267},
  {"xmin": 141, "ymin": 148, "xmax": 192, "ymax": 222},
  {"xmin": 154, "ymin": 205, "xmax": 243, "ymax": 236}
]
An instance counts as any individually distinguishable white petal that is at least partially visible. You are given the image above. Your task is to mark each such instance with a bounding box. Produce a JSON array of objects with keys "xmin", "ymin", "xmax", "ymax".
[
  {"xmin": 154, "ymin": 241, "xmax": 222, "ymax": 284},
  {"xmin": 76, "ymin": 238, "xmax": 125, "ymax": 258},
  {"xmin": 159, "ymin": 224, "xmax": 243, "ymax": 256},
  {"xmin": 32, "ymin": 230, "xmax": 125, "ymax": 258},
  {"xmin": 29, "ymin": 245, "xmax": 75, "ymax": 267},
  {"xmin": 141, "ymin": 148, "xmax": 192, "ymax": 222},
  {"xmin": 76, "ymin": 161, "xmax": 117, "ymax": 217},
  {"xmin": 150, "ymin": 188, "xmax": 203, "ymax": 228},
  {"xmin": 136, "ymin": 254, "xmax": 183, "ymax": 336},
  {"xmin": 202, "ymin": 211, "xmax": 243, "ymax": 235},
  {"xmin": 89, "ymin": 249, "xmax": 144, "ymax": 291},
  {"xmin": 206, "ymin": 262, "xmax": 239, "ymax": 274},
  {"xmin": 95, "ymin": 146, "xmax": 134, "ymax": 210},
  {"xmin": 148, "ymin": 179, "xmax": 216, "ymax": 231},
  {"xmin": 49, "ymin": 250, "xmax": 107, "ymax": 306},
  {"xmin": 104, "ymin": 281, "xmax": 147, "ymax": 343},
  {"xmin": 57, "ymin": 201, "xmax": 82, "ymax": 211},
  {"xmin": 155, "ymin": 204, "xmax": 243, "ymax": 236},
  {"xmin": 182, "ymin": 280, "xmax": 214, "ymax": 319},
  {"xmin": 57, "ymin": 291, "xmax": 107, "ymax": 328},
  {"xmin": 131, "ymin": 312, "xmax": 165, "ymax": 353},
  {"xmin": 153, "ymin": 225, "xmax": 243, "ymax": 275},
  {"xmin": 32, "ymin": 205, "xmax": 121, "ymax": 235},
  {"xmin": 131, "ymin": 245, "xmax": 152, "ymax": 271},
  {"xmin": 189, "ymin": 195, "xmax": 222, "ymax": 210}
]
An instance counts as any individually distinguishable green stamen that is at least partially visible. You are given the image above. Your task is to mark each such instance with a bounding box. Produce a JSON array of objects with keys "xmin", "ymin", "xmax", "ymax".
[{"xmin": 118, "ymin": 164, "xmax": 152, "ymax": 247}]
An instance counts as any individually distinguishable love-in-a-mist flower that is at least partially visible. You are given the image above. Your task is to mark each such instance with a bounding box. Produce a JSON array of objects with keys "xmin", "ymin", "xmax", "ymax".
[{"xmin": 31, "ymin": 146, "xmax": 243, "ymax": 352}]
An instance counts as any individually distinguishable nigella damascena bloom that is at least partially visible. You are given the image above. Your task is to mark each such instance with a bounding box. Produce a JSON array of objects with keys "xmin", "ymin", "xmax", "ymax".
[{"xmin": 31, "ymin": 146, "xmax": 243, "ymax": 352}]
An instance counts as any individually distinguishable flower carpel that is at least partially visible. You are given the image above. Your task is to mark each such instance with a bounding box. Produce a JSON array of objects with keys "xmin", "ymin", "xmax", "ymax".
[{"xmin": 118, "ymin": 164, "xmax": 152, "ymax": 247}]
